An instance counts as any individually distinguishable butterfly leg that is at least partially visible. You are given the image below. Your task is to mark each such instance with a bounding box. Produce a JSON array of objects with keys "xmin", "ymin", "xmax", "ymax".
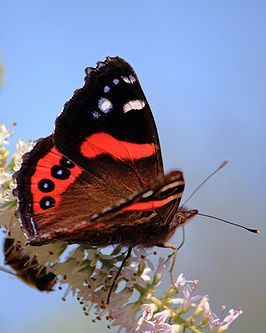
[
  {"xmin": 107, "ymin": 247, "xmax": 132, "ymax": 305},
  {"xmin": 156, "ymin": 226, "xmax": 186, "ymax": 289},
  {"xmin": 156, "ymin": 243, "xmax": 177, "ymax": 287}
]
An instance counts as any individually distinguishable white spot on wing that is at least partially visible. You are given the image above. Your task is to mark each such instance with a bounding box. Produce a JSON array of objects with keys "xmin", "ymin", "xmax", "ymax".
[
  {"xmin": 123, "ymin": 100, "xmax": 145, "ymax": 113},
  {"xmin": 104, "ymin": 86, "xmax": 110, "ymax": 93},
  {"xmin": 118, "ymin": 198, "xmax": 127, "ymax": 204},
  {"xmin": 129, "ymin": 74, "xmax": 136, "ymax": 83},
  {"xmin": 142, "ymin": 190, "xmax": 154, "ymax": 198},
  {"xmin": 121, "ymin": 76, "xmax": 130, "ymax": 84},
  {"xmin": 121, "ymin": 75, "xmax": 136, "ymax": 84},
  {"xmin": 102, "ymin": 206, "xmax": 112, "ymax": 213},
  {"xmin": 113, "ymin": 79, "xmax": 119, "ymax": 85},
  {"xmin": 98, "ymin": 98, "xmax": 113, "ymax": 113},
  {"xmin": 97, "ymin": 62, "xmax": 105, "ymax": 68},
  {"xmin": 92, "ymin": 111, "xmax": 100, "ymax": 118},
  {"xmin": 161, "ymin": 181, "xmax": 184, "ymax": 193}
]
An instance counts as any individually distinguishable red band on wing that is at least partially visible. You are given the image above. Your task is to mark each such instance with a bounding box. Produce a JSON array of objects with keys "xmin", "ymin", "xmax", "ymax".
[
  {"xmin": 31, "ymin": 147, "xmax": 82, "ymax": 214},
  {"xmin": 122, "ymin": 196, "xmax": 176, "ymax": 212},
  {"xmin": 80, "ymin": 132, "xmax": 156, "ymax": 160}
]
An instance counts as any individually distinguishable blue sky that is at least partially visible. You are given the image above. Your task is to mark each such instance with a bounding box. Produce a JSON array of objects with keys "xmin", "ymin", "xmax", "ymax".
[{"xmin": 0, "ymin": 1, "xmax": 265, "ymax": 332}]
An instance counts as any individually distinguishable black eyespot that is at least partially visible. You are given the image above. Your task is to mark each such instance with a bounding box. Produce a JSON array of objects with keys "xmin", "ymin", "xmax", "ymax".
[
  {"xmin": 60, "ymin": 157, "xmax": 75, "ymax": 169},
  {"xmin": 51, "ymin": 165, "xmax": 71, "ymax": 180},
  {"xmin": 40, "ymin": 196, "xmax": 56, "ymax": 210},
  {"xmin": 38, "ymin": 179, "xmax": 55, "ymax": 193}
]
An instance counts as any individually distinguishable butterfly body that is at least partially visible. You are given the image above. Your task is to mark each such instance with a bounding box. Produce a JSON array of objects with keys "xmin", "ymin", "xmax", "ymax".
[{"xmin": 13, "ymin": 57, "xmax": 197, "ymax": 247}]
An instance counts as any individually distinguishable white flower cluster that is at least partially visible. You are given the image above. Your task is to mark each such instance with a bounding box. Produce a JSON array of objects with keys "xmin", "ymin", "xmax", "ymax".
[
  {"xmin": 0, "ymin": 124, "xmax": 242, "ymax": 333},
  {"xmin": 135, "ymin": 273, "xmax": 242, "ymax": 333}
]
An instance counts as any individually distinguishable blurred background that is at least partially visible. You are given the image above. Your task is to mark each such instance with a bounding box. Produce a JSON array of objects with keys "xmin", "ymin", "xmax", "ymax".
[{"xmin": 0, "ymin": 1, "xmax": 265, "ymax": 332}]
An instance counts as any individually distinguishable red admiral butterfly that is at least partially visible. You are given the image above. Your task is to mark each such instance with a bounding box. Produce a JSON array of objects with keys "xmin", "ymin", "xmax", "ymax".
[{"xmin": 13, "ymin": 56, "xmax": 197, "ymax": 248}]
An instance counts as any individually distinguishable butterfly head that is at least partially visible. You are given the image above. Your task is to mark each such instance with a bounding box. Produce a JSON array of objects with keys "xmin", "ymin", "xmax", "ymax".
[{"xmin": 171, "ymin": 208, "xmax": 198, "ymax": 229}]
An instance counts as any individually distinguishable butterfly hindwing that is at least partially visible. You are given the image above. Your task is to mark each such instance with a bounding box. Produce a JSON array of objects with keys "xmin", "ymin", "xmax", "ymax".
[
  {"xmin": 14, "ymin": 136, "xmax": 136, "ymax": 244},
  {"xmin": 14, "ymin": 134, "xmax": 184, "ymax": 246},
  {"xmin": 14, "ymin": 136, "xmax": 81, "ymax": 241}
]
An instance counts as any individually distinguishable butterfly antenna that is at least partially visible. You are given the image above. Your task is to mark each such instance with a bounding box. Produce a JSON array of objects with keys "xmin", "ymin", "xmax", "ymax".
[
  {"xmin": 182, "ymin": 159, "xmax": 229, "ymax": 207},
  {"xmin": 198, "ymin": 213, "xmax": 260, "ymax": 234}
]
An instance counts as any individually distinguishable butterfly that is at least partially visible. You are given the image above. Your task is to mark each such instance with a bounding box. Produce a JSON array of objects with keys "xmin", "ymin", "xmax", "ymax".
[
  {"xmin": 13, "ymin": 56, "xmax": 197, "ymax": 249},
  {"xmin": 3, "ymin": 237, "xmax": 56, "ymax": 291}
]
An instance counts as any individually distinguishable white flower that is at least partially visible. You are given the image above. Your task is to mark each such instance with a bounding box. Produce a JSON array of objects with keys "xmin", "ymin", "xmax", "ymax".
[
  {"xmin": 13, "ymin": 139, "xmax": 34, "ymax": 171},
  {"xmin": 154, "ymin": 310, "xmax": 170, "ymax": 324},
  {"xmin": 136, "ymin": 303, "xmax": 156, "ymax": 330},
  {"xmin": 171, "ymin": 286, "xmax": 202, "ymax": 312},
  {"xmin": 174, "ymin": 273, "xmax": 197, "ymax": 289},
  {"xmin": 133, "ymin": 247, "xmax": 155, "ymax": 270},
  {"xmin": 0, "ymin": 124, "xmax": 12, "ymax": 146},
  {"xmin": 141, "ymin": 267, "xmax": 152, "ymax": 282},
  {"xmin": 137, "ymin": 310, "xmax": 182, "ymax": 333},
  {"xmin": 25, "ymin": 241, "xmax": 66, "ymax": 266},
  {"xmin": 209, "ymin": 308, "xmax": 243, "ymax": 333},
  {"xmin": 0, "ymin": 168, "xmax": 12, "ymax": 184},
  {"xmin": 153, "ymin": 257, "xmax": 169, "ymax": 285},
  {"xmin": 111, "ymin": 303, "xmax": 135, "ymax": 328}
]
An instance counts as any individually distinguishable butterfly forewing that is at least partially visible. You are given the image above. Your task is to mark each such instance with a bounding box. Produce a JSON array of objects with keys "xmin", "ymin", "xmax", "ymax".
[{"xmin": 54, "ymin": 56, "xmax": 163, "ymax": 191}]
